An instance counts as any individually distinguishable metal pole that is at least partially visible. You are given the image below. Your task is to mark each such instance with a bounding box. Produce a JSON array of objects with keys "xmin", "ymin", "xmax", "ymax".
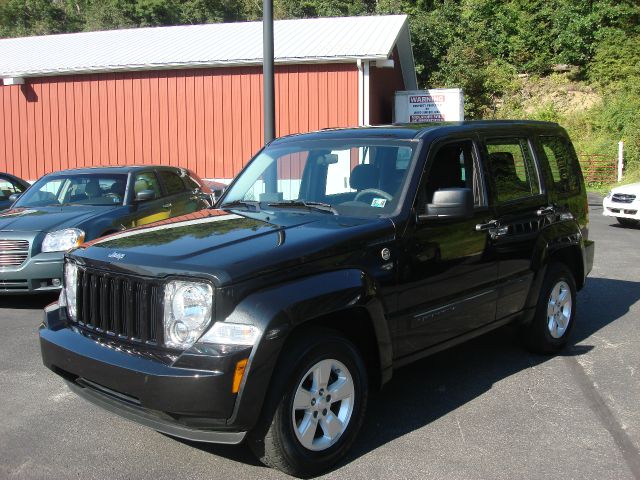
[
  {"xmin": 618, "ymin": 141, "xmax": 624, "ymax": 182},
  {"xmin": 263, "ymin": 0, "xmax": 275, "ymax": 145}
]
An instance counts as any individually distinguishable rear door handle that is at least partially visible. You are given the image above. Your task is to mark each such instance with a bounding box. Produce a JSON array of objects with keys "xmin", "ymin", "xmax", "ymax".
[
  {"xmin": 162, "ymin": 203, "xmax": 172, "ymax": 209},
  {"xmin": 537, "ymin": 206, "xmax": 555, "ymax": 216}
]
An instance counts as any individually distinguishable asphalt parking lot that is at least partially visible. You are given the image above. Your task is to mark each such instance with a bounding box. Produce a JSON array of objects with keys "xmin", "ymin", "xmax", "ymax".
[{"xmin": 1, "ymin": 193, "xmax": 639, "ymax": 480}]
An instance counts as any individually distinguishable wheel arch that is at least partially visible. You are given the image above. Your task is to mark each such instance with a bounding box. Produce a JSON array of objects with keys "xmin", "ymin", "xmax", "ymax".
[
  {"xmin": 547, "ymin": 244, "xmax": 585, "ymax": 290},
  {"xmin": 525, "ymin": 227, "xmax": 586, "ymax": 315},
  {"xmin": 225, "ymin": 269, "xmax": 392, "ymax": 431}
]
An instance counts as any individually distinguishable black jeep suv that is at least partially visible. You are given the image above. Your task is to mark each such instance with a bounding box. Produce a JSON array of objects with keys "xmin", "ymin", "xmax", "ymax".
[{"xmin": 40, "ymin": 121, "xmax": 594, "ymax": 477}]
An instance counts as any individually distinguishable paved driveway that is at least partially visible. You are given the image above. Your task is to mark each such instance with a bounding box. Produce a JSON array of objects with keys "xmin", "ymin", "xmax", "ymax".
[{"xmin": 1, "ymin": 193, "xmax": 639, "ymax": 479}]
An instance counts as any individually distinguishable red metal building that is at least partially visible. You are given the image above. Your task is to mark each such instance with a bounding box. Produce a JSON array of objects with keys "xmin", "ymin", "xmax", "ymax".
[{"xmin": 0, "ymin": 15, "xmax": 416, "ymax": 182}]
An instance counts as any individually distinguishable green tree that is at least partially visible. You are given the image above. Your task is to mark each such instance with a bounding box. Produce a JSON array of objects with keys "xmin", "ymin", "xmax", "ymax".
[
  {"xmin": 0, "ymin": 0, "xmax": 74, "ymax": 36},
  {"xmin": 589, "ymin": 29, "xmax": 640, "ymax": 92}
]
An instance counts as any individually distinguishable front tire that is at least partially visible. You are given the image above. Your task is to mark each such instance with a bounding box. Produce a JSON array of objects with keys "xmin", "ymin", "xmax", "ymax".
[
  {"xmin": 617, "ymin": 217, "xmax": 639, "ymax": 228},
  {"xmin": 523, "ymin": 263, "xmax": 577, "ymax": 354},
  {"xmin": 248, "ymin": 329, "xmax": 368, "ymax": 477}
]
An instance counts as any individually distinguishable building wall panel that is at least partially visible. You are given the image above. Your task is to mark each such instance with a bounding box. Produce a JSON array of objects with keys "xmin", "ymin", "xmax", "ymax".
[
  {"xmin": 369, "ymin": 48, "xmax": 406, "ymax": 125},
  {"xmin": 0, "ymin": 63, "xmax": 359, "ymax": 181}
]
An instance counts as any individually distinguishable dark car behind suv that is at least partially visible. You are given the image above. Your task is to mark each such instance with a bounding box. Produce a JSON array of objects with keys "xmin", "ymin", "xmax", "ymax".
[
  {"xmin": 39, "ymin": 121, "xmax": 594, "ymax": 477},
  {"xmin": 1, "ymin": 165, "xmax": 211, "ymax": 293},
  {"xmin": 0, "ymin": 172, "xmax": 29, "ymax": 210}
]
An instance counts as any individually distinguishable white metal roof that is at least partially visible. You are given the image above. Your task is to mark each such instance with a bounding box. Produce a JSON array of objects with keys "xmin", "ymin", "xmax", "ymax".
[{"xmin": 0, "ymin": 15, "xmax": 416, "ymax": 87}]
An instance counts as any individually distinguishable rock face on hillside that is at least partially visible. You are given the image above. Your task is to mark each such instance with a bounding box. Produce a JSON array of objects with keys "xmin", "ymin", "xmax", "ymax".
[{"xmin": 494, "ymin": 73, "xmax": 602, "ymax": 116}]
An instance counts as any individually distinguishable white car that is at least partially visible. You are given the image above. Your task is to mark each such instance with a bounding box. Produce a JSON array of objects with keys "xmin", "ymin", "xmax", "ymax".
[{"xmin": 603, "ymin": 182, "xmax": 640, "ymax": 227}]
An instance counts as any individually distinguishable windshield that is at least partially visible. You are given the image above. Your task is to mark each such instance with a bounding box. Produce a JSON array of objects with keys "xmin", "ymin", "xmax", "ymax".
[
  {"xmin": 222, "ymin": 139, "xmax": 418, "ymax": 218},
  {"xmin": 16, "ymin": 174, "xmax": 128, "ymax": 207}
]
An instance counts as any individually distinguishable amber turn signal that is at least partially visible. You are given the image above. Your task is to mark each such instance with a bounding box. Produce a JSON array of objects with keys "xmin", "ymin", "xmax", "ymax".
[{"xmin": 232, "ymin": 358, "xmax": 248, "ymax": 393}]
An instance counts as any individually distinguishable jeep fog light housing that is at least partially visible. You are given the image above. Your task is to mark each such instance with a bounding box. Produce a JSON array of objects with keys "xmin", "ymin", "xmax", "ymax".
[
  {"xmin": 163, "ymin": 280, "xmax": 213, "ymax": 349},
  {"xmin": 198, "ymin": 322, "xmax": 260, "ymax": 346},
  {"xmin": 64, "ymin": 261, "xmax": 78, "ymax": 321}
]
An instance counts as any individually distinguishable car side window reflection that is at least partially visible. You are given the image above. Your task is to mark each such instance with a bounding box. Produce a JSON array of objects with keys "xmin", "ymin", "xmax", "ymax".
[{"xmin": 133, "ymin": 172, "xmax": 162, "ymax": 200}]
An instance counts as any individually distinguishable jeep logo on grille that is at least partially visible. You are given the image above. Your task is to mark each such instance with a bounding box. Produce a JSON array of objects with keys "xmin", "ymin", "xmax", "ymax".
[{"xmin": 107, "ymin": 252, "xmax": 126, "ymax": 260}]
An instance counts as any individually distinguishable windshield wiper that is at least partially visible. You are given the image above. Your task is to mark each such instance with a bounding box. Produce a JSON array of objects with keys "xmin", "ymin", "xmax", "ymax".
[
  {"xmin": 220, "ymin": 200, "xmax": 261, "ymax": 211},
  {"xmin": 267, "ymin": 200, "xmax": 337, "ymax": 215}
]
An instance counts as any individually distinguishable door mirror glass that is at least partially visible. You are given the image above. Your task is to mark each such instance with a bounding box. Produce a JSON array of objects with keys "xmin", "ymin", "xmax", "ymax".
[{"xmin": 8, "ymin": 193, "xmax": 21, "ymax": 202}]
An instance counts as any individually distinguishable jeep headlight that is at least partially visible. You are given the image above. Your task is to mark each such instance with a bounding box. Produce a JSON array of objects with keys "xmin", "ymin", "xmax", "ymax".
[
  {"xmin": 163, "ymin": 280, "xmax": 213, "ymax": 349},
  {"xmin": 42, "ymin": 228, "xmax": 85, "ymax": 253},
  {"xmin": 64, "ymin": 261, "xmax": 79, "ymax": 320}
]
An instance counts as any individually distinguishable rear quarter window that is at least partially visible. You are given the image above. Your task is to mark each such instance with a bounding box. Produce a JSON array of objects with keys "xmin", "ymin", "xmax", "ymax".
[{"xmin": 539, "ymin": 136, "xmax": 581, "ymax": 194}]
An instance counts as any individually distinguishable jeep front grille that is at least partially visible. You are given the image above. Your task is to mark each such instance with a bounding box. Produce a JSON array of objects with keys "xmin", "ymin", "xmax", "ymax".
[
  {"xmin": 74, "ymin": 266, "xmax": 164, "ymax": 345},
  {"xmin": 0, "ymin": 239, "xmax": 29, "ymax": 268},
  {"xmin": 612, "ymin": 193, "xmax": 636, "ymax": 204}
]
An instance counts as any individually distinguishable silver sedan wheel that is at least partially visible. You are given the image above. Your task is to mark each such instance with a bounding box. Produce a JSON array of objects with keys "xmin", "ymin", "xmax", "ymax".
[
  {"xmin": 547, "ymin": 280, "xmax": 572, "ymax": 339},
  {"xmin": 291, "ymin": 358, "xmax": 355, "ymax": 452}
]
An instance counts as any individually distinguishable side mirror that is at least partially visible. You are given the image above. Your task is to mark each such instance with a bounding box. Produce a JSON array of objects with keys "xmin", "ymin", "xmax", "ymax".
[
  {"xmin": 135, "ymin": 189, "xmax": 156, "ymax": 202},
  {"xmin": 9, "ymin": 193, "xmax": 21, "ymax": 202},
  {"xmin": 212, "ymin": 186, "xmax": 226, "ymax": 202},
  {"xmin": 418, "ymin": 188, "xmax": 474, "ymax": 222}
]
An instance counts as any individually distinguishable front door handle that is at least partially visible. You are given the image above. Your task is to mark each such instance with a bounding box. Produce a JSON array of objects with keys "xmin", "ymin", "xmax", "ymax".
[
  {"xmin": 476, "ymin": 219, "xmax": 509, "ymax": 238},
  {"xmin": 162, "ymin": 202, "xmax": 172, "ymax": 209},
  {"xmin": 475, "ymin": 220, "xmax": 498, "ymax": 232}
]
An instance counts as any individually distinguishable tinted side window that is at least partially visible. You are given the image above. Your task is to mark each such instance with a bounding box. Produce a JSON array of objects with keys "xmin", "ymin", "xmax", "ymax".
[
  {"xmin": 539, "ymin": 136, "xmax": 580, "ymax": 194},
  {"xmin": 0, "ymin": 177, "xmax": 24, "ymax": 200},
  {"xmin": 485, "ymin": 138, "xmax": 540, "ymax": 203},
  {"xmin": 133, "ymin": 172, "xmax": 162, "ymax": 199},
  {"xmin": 183, "ymin": 171, "xmax": 202, "ymax": 191},
  {"xmin": 160, "ymin": 170, "xmax": 186, "ymax": 196},
  {"xmin": 421, "ymin": 140, "xmax": 485, "ymax": 209}
]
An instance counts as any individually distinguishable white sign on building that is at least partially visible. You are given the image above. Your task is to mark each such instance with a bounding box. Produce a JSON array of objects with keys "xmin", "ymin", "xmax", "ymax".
[{"xmin": 394, "ymin": 88, "xmax": 464, "ymax": 123}]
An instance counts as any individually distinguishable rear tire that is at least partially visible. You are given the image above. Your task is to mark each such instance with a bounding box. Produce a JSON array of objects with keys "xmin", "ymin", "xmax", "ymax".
[
  {"xmin": 617, "ymin": 217, "xmax": 639, "ymax": 228},
  {"xmin": 522, "ymin": 263, "xmax": 577, "ymax": 354},
  {"xmin": 248, "ymin": 329, "xmax": 368, "ymax": 477}
]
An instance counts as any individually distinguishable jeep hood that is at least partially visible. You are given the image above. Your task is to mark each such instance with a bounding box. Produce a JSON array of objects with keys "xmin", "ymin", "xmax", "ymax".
[
  {"xmin": 75, "ymin": 209, "xmax": 395, "ymax": 285},
  {"xmin": 0, "ymin": 206, "xmax": 118, "ymax": 233}
]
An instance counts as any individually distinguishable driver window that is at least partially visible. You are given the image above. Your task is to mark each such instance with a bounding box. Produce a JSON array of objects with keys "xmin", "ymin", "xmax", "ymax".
[{"xmin": 420, "ymin": 140, "xmax": 485, "ymax": 211}]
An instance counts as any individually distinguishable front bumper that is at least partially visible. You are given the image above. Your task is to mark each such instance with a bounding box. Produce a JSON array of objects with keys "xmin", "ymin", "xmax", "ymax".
[
  {"xmin": 0, "ymin": 251, "xmax": 64, "ymax": 294},
  {"xmin": 602, "ymin": 198, "xmax": 640, "ymax": 220},
  {"xmin": 39, "ymin": 304, "xmax": 250, "ymax": 444}
]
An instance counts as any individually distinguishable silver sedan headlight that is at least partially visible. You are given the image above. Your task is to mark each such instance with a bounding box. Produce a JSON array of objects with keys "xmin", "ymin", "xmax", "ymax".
[
  {"xmin": 163, "ymin": 280, "xmax": 213, "ymax": 349},
  {"xmin": 42, "ymin": 228, "xmax": 85, "ymax": 253}
]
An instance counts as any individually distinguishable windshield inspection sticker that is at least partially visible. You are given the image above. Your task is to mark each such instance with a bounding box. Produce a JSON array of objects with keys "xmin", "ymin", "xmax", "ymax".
[{"xmin": 371, "ymin": 198, "xmax": 387, "ymax": 208}]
